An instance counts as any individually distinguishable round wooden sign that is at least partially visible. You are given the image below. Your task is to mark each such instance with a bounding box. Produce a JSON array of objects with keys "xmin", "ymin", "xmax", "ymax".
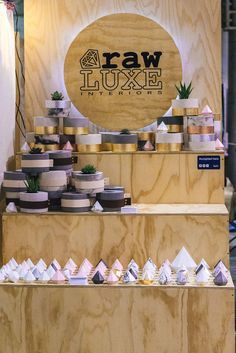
[{"xmin": 64, "ymin": 13, "xmax": 182, "ymax": 130}]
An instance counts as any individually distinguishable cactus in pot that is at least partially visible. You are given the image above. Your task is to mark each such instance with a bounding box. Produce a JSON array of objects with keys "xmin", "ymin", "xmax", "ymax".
[
  {"xmin": 45, "ymin": 90, "xmax": 71, "ymax": 117},
  {"xmin": 19, "ymin": 175, "xmax": 48, "ymax": 213},
  {"xmin": 75, "ymin": 164, "xmax": 104, "ymax": 195},
  {"xmin": 172, "ymin": 81, "xmax": 199, "ymax": 116}
]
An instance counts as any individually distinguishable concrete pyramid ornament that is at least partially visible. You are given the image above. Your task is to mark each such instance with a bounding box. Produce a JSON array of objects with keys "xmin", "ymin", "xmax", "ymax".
[
  {"xmin": 63, "ymin": 141, "xmax": 73, "ymax": 151},
  {"xmin": 196, "ymin": 258, "xmax": 210, "ymax": 271},
  {"xmin": 196, "ymin": 266, "xmax": 210, "ymax": 284},
  {"xmin": 9, "ymin": 258, "xmax": 18, "ymax": 269},
  {"xmin": 0, "ymin": 272, "xmax": 5, "ymax": 282},
  {"xmin": 63, "ymin": 269, "xmax": 71, "ymax": 280},
  {"xmin": 215, "ymin": 138, "xmax": 224, "ymax": 150},
  {"xmin": 172, "ymin": 247, "xmax": 197, "ymax": 271},
  {"xmin": 19, "ymin": 267, "xmax": 28, "ymax": 280},
  {"xmin": 36, "ymin": 259, "xmax": 47, "ymax": 271},
  {"xmin": 51, "ymin": 270, "xmax": 66, "ymax": 283},
  {"xmin": 157, "ymin": 122, "xmax": 169, "ymax": 133},
  {"xmin": 213, "ymin": 262, "xmax": 228, "ymax": 277},
  {"xmin": 201, "ymin": 105, "xmax": 213, "ymax": 115},
  {"xmin": 38, "ymin": 271, "xmax": 50, "ymax": 283},
  {"xmin": 21, "ymin": 142, "xmax": 30, "ymax": 153},
  {"xmin": 76, "ymin": 267, "xmax": 88, "ymax": 278},
  {"xmin": 107, "ymin": 270, "xmax": 119, "ymax": 284},
  {"xmin": 46, "ymin": 265, "xmax": 56, "ymax": 279},
  {"xmin": 8, "ymin": 270, "xmax": 19, "ymax": 283},
  {"xmin": 64, "ymin": 258, "xmax": 77, "ymax": 271},
  {"xmin": 21, "ymin": 260, "xmax": 30, "ymax": 271},
  {"xmin": 51, "ymin": 259, "xmax": 61, "ymax": 271},
  {"xmin": 6, "ymin": 202, "xmax": 17, "ymax": 213},
  {"xmin": 176, "ymin": 270, "xmax": 187, "ymax": 285},
  {"xmin": 32, "ymin": 267, "xmax": 41, "ymax": 279},
  {"xmin": 111, "ymin": 259, "xmax": 123, "ymax": 271},
  {"xmin": 214, "ymin": 270, "xmax": 228, "ymax": 286},
  {"xmin": 129, "ymin": 267, "xmax": 138, "ymax": 279},
  {"xmin": 159, "ymin": 271, "xmax": 170, "ymax": 285},
  {"xmin": 81, "ymin": 258, "xmax": 93, "ymax": 270},
  {"xmin": 24, "ymin": 270, "xmax": 36, "ymax": 282},
  {"xmin": 141, "ymin": 270, "xmax": 154, "ymax": 285},
  {"xmin": 160, "ymin": 263, "xmax": 171, "ymax": 278},
  {"xmin": 91, "ymin": 201, "xmax": 103, "ymax": 213},
  {"xmin": 143, "ymin": 258, "xmax": 156, "ymax": 273},
  {"xmin": 26, "ymin": 258, "xmax": 34, "ymax": 269},
  {"xmin": 143, "ymin": 140, "xmax": 154, "ymax": 151},
  {"xmin": 123, "ymin": 270, "xmax": 136, "ymax": 284},
  {"xmin": 16, "ymin": 264, "xmax": 22, "ymax": 274},
  {"xmin": 92, "ymin": 271, "xmax": 104, "ymax": 284},
  {"xmin": 95, "ymin": 260, "xmax": 108, "ymax": 275},
  {"xmin": 128, "ymin": 259, "xmax": 139, "ymax": 272}
]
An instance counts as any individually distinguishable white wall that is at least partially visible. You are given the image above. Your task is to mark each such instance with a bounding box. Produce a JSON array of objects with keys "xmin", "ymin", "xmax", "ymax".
[{"xmin": 0, "ymin": 3, "xmax": 15, "ymax": 182}]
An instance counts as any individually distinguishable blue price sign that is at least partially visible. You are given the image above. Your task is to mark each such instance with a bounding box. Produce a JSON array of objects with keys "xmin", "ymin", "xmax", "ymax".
[{"xmin": 197, "ymin": 156, "xmax": 221, "ymax": 170}]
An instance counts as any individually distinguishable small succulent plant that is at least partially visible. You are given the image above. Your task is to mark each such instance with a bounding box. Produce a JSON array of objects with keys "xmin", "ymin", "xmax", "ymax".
[
  {"xmin": 175, "ymin": 82, "xmax": 193, "ymax": 99},
  {"xmin": 81, "ymin": 164, "xmax": 97, "ymax": 174},
  {"xmin": 24, "ymin": 176, "xmax": 39, "ymax": 193},
  {"xmin": 120, "ymin": 128, "xmax": 131, "ymax": 135},
  {"xmin": 29, "ymin": 147, "xmax": 43, "ymax": 154},
  {"xmin": 51, "ymin": 91, "xmax": 64, "ymax": 100}
]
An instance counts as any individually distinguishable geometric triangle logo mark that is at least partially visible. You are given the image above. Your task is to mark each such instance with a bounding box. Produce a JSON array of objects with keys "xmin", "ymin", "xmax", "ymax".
[{"xmin": 80, "ymin": 49, "xmax": 101, "ymax": 69}]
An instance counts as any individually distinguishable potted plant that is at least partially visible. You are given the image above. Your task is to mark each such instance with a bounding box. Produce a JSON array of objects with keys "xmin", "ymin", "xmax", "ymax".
[
  {"xmin": 75, "ymin": 164, "xmax": 104, "ymax": 195},
  {"xmin": 19, "ymin": 175, "xmax": 48, "ymax": 213},
  {"xmin": 45, "ymin": 91, "xmax": 71, "ymax": 117},
  {"xmin": 21, "ymin": 147, "xmax": 51, "ymax": 174},
  {"xmin": 172, "ymin": 82, "xmax": 199, "ymax": 116},
  {"xmin": 111, "ymin": 128, "xmax": 137, "ymax": 152}
]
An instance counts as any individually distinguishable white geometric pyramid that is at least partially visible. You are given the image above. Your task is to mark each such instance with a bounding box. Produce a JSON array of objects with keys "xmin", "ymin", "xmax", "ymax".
[
  {"xmin": 172, "ymin": 247, "xmax": 197, "ymax": 270},
  {"xmin": 215, "ymin": 138, "xmax": 224, "ymax": 150},
  {"xmin": 21, "ymin": 142, "xmax": 30, "ymax": 153},
  {"xmin": 6, "ymin": 202, "xmax": 18, "ymax": 213},
  {"xmin": 38, "ymin": 271, "xmax": 50, "ymax": 282},
  {"xmin": 201, "ymin": 105, "xmax": 213, "ymax": 115},
  {"xmin": 196, "ymin": 266, "xmax": 210, "ymax": 284},
  {"xmin": 143, "ymin": 140, "xmax": 154, "ymax": 151},
  {"xmin": 91, "ymin": 201, "xmax": 103, "ymax": 212},
  {"xmin": 157, "ymin": 122, "xmax": 169, "ymax": 133},
  {"xmin": 63, "ymin": 141, "xmax": 73, "ymax": 151},
  {"xmin": 111, "ymin": 259, "xmax": 123, "ymax": 271}
]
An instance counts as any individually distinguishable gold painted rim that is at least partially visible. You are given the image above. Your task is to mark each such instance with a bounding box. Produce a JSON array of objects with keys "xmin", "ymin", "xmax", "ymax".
[
  {"xmin": 34, "ymin": 143, "xmax": 60, "ymax": 151},
  {"xmin": 76, "ymin": 144, "xmax": 101, "ymax": 152},
  {"xmin": 187, "ymin": 126, "xmax": 214, "ymax": 134},
  {"xmin": 112, "ymin": 144, "xmax": 137, "ymax": 152},
  {"xmin": 172, "ymin": 108, "xmax": 199, "ymax": 116},
  {"xmin": 185, "ymin": 108, "xmax": 199, "ymax": 116},
  {"xmin": 165, "ymin": 125, "xmax": 183, "ymax": 133},
  {"xmin": 34, "ymin": 126, "xmax": 59, "ymax": 135},
  {"xmin": 135, "ymin": 131, "xmax": 155, "ymax": 141},
  {"xmin": 101, "ymin": 143, "xmax": 113, "ymax": 151},
  {"xmin": 156, "ymin": 143, "xmax": 182, "ymax": 152},
  {"xmin": 63, "ymin": 127, "xmax": 89, "ymax": 135},
  {"xmin": 172, "ymin": 108, "xmax": 185, "ymax": 116}
]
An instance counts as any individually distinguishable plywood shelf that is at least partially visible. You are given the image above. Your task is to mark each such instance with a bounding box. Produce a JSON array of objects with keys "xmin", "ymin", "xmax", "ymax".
[{"xmin": 2, "ymin": 203, "xmax": 228, "ymax": 216}]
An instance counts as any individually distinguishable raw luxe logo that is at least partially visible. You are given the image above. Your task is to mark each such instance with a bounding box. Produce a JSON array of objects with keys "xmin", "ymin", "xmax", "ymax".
[{"xmin": 79, "ymin": 49, "xmax": 163, "ymax": 96}]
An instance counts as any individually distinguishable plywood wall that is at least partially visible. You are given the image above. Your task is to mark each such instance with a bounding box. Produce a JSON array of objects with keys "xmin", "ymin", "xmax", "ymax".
[{"xmin": 24, "ymin": 0, "xmax": 221, "ymax": 131}]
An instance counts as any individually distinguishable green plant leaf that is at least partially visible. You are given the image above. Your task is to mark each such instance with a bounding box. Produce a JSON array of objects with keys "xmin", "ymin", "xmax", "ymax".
[{"xmin": 81, "ymin": 164, "xmax": 97, "ymax": 174}]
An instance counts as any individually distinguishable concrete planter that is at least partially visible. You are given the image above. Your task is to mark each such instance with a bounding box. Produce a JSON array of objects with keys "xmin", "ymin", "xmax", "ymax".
[
  {"xmin": 19, "ymin": 191, "xmax": 48, "ymax": 213},
  {"xmin": 21, "ymin": 153, "xmax": 51, "ymax": 174},
  {"xmin": 75, "ymin": 171, "xmax": 104, "ymax": 195},
  {"xmin": 61, "ymin": 192, "xmax": 91, "ymax": 212},
  {"xmin": 96, "ymin": 190, "xmax": 125, "ymax": 212},
  {"xmin": 45, "ymin": 100, "xmax": 71, "ymax": 118}
]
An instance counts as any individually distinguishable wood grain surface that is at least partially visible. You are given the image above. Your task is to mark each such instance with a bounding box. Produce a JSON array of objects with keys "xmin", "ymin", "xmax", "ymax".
[
  {"xmin": 0, "ymin": 284, "xmax": 234, "ymax": 353},
  {"xmin": 24, "ymin": 0, "xmax": 221, "ymax": 131},
  {"xmin": 2, "ymin": 210, "xmax": 229, "ymax": 267},
  {"xmin": 15, "ymin": 151, "xmax": 224, "ymax": 204},
  {"xmin": 75, "ymin": 152, "xmax": 225, "ymax": 204}
]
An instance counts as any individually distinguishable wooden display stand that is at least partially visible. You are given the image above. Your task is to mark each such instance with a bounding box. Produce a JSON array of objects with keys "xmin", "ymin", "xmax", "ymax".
[{"xmin": 0, "ymin": 1, "xmax": 234, "ymax": 352}]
